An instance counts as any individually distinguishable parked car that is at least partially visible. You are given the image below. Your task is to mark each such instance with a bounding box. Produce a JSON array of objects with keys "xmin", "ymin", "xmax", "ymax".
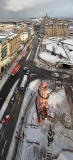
[
  {"xmin": 2, "ymin": 115, "xmax": 11, "ymax": 124},
  {"xmin": 26, "ymin": 69, "xmax": 30, "ymax": 75},
  {"xmin": 14, "ymin": 87, "xmax": 19, "ymax": 94},
  {"xmin": 23, "ymin": 67, "xmax": 30, "ymax": 75}
]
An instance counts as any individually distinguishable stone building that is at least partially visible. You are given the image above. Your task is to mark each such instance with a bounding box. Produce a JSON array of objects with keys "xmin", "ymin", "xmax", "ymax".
[
  {"xmin": 0, "ymin": 33, "xmax": 21, "ymax": 73},
  {"xmin": 0, "ymin": 39, "xmax": 8, "ymax": 73},
  {"xmin": 44, "ymin": 14, "xmax": 69, "ymax": 37},
  {"xmin": 15, "ymin": 24, "xmax": 28, "ymax": 34},
  {"xmin": 20, "ymin": 32, "xmax": 28, "ymax": 42},
  {"xmin": 7, "ymin": 34, "xmax": 21, "ymax": 57}
]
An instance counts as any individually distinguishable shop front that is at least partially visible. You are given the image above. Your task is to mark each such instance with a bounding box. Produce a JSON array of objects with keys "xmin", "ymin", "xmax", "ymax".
[{"xmin": 0, "ymin": 57, "xmax": 10, "ymax": 73}]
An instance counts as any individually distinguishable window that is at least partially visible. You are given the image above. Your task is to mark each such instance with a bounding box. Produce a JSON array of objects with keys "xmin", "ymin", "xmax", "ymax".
[{"xmin": 1, "ymin": 45, "xmax": 7, "ymax": 59}]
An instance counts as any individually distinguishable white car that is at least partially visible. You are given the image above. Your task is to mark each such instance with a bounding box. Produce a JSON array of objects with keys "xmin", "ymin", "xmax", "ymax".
[{"xmin": 23, "ymin": 67, "xmax": 28, "ymax": 71}]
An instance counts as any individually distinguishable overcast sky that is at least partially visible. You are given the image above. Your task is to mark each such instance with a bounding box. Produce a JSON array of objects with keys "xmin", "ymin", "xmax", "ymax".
[{"xmin": 0, "ymin": 0, "xmax": 73, "ymax": 19}]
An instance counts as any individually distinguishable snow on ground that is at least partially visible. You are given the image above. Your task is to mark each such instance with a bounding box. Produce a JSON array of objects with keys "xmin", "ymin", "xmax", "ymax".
[
  {"xmin": 51, "ymin": 121, "xmax": 73, "ymax": 154},
  {"xmin": 49, "ymin": 88, "xmax": 72, "ymax": 127},
  {"xmin": 42, "ymin": 38, "xmax": 53, "ymax": 45},
  {"xmin": 7, "ymin": 79, "xmax": 40, "ymax": 160},
  {"xmin": 57, "ymin": 151, "xmax": 73, "ymax": 160},
  {"xmin": 46, "ymin": 43, "xmax": 56, "ymax": 52},
  {"xmin": 16, "ymin": 102, "xmax": 48, "ymax": 160},
  {"xmin": 42, "ymin": 37, "xmax": 62, "ymax": 45},
  {"xmin": 39, "ymin": 51, "xmax": 60, "ymax": 63},
  {"xmin": 67, "ymin": 44, "xmax": 73, "ymax": 51},
  {"xmin": 0, "ymin": 79, "xmax": 19, "ymax": 121},
  {"xmin": 24, "ymin": 79, "xmax": 41, "ymax": 102},
  {"xmin": 61, "ymin": 39, "xmax": 73, "ymax": 46},
  {"xmin": 38, "ymin": 37, "xmax": 73, "ymax": 65},
  {"xmin": 20, "ymin": 103, "xmax": 44, "ymax": 160},
  {"xmin": 46, "ymin": 43, "xmax": 67, "ymax": 58},
  {"xmin": 68, "ymin": 51, "xmax": 73, "ymax": 63},
  {"xmin": 15, "ymin": 80, "xmax": 73, "ymax": 160}
]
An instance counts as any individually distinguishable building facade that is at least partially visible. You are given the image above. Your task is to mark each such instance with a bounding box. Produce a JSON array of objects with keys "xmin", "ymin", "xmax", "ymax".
[
  {"xmin": 15, "ymin": 24, "xmax": 28, "ymax": 34},
  {"xmin": 20, "ymin": 32, "xmax": 28, "ymax": 42},
  {"xmin": 0, "ymin": 33, "xmax": 21, "ymax": 73},
  {"xmin": 7, "ymin": 34, "xmax": 21, "ymax": 57},
  {"xmin": 0, "ymin": 36, "xmax": 9, "ymax": 73},
  {"xmin": 44, "ymin": 15, "xmax": 69, "ymax": 37},
  {"xmin": 28, "ymin": 26, "xmax": 34, "ymax": 37}
]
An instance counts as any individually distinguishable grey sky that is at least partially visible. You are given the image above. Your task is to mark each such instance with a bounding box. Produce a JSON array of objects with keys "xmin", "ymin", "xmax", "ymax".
[{"xmin": 0, "ymin": 0, "xmax": 73, "ymax": 18}]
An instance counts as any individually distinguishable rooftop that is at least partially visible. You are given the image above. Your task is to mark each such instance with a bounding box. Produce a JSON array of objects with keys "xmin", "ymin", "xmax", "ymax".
[{"xmin": 0, "ymin": 32, "xmax": 17, "ymax": 45}]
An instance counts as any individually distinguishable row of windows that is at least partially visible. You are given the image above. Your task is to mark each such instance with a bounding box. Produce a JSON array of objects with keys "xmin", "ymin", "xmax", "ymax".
[{"xmin": 1, "ymin": 46, "xmax": 7, "ymax": 59}]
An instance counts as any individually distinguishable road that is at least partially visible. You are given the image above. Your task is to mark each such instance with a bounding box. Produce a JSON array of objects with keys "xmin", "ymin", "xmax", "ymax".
[{"xmin": 0, "ymin": 32, "xmax": 73, "ymax": 160}]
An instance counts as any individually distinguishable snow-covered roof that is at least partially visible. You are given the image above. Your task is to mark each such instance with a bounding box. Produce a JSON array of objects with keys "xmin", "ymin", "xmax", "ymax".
[
  {"xmin": 8, "ymin": 33, "xmax": 17, "ymax": 40},
  {"xmin": 0, "ymin": 32, "xmax": 17, "ymax": 41},
  {"xmin": 41, "ymin": 37, "xmax": 73, "ymax": 64},
  {"xmin": 69, "ymin": 26, "xmax": 73, "ymax": 30},
  {"xmin": 0, "ymin": 36, "xmax": 6, "ymax": 39}
]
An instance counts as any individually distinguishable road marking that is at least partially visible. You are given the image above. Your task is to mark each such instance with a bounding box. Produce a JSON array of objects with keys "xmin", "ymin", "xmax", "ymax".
[
  {"xmin": 0, "ymin": 131, "xmax": 4, "ymax": 143},
  {"xmin": 26, "ymin": 49, "xmax": 32, "ymax": 61},
  {"xmin": 1, "ymin": 140, "xmax": 7, "ymax": 156},
  {"xmin": 30, "ymin": 73, "xmax": 37, "ymax": 76}
]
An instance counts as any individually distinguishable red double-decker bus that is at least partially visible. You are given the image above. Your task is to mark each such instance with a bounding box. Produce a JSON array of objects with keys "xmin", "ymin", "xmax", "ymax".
[{"xmin": 11, "ymin": 64, "xmax": 20, "ymax": 76}]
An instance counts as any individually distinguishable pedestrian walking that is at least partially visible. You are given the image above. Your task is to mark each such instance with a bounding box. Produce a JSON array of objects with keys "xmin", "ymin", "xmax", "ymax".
[
  {"xmin": 21, "ymin": 117, "xmax": 24, "ymax": 124},
  {"xmin": 47, "ymin": 124, "xmax": 55, "ymax": 146},
  {"xmin": 22, "ymin": 131, "xmax": 24, "ymax": 139}
]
